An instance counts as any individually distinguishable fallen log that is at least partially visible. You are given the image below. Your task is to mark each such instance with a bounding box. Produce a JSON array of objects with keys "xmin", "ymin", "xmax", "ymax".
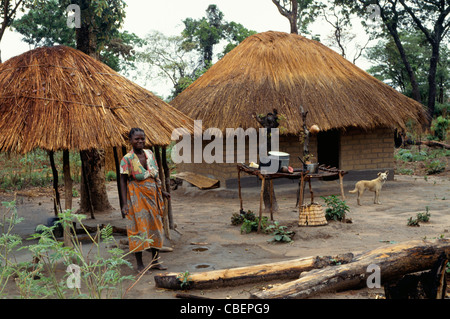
[
  {"xmin": 384, "ymin": 252, "xmax": 448, "ymax": 299},
  {"xmin": 154, "ymin": 253, "xmax": 353, "ymax": 290},
  {"xmin": 406, "ymin": 138, "xmax": 450, "ymax": 149},
  {"xmin": 250, "ymin": 238, "xmax": 450, "ymax": 299}
]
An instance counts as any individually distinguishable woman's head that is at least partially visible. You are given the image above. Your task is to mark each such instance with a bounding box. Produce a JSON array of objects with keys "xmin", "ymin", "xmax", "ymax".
[
  {"xmin": 129, "ymin": 128, "xmax": 145, "ymax": 140},
  {"xmin": 129, "ymin": 128, "xmax": 145, "ymax": 151}
]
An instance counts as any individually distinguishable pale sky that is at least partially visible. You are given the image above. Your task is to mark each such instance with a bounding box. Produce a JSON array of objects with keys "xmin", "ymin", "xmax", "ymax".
[{"xmin": 1, "ymin": 0, "xmax": 374, "ymax": 97}]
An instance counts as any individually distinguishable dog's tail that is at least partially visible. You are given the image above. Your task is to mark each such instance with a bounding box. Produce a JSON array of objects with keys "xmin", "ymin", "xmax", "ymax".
[{"xmin": 349, "ymin": 188, "xmax": 358, "ymax": 194}]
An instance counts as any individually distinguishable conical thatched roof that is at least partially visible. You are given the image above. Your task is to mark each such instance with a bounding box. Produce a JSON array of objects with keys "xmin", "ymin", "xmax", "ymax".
[
  {"xmin": 0, "ymin": 45, "xmax": 194, "ymax": 154},
  {"xmin": 170, "ymin": 31, "xmax": 427, "ymax": 134}
]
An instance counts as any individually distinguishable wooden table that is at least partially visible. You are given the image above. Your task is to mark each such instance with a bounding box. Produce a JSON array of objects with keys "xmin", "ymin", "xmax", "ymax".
[{"xmin": 237, "ymin": 163, "xmax": 347, "ymax": 232}]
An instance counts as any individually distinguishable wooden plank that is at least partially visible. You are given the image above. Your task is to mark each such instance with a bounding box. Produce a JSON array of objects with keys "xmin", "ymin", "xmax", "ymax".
[
  {"xmin": 174, "ymin": 172, "xmax": 220, "ymax": 189},
  {"xmin": 154, "ymin": 253, "xmax": 354, "ymax": 290}
]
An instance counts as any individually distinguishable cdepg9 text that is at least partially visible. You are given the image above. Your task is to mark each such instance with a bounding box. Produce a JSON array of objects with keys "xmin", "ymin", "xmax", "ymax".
[{"xmin": 224, "ymin": 303, "xmax": 269, "ymax": 314}]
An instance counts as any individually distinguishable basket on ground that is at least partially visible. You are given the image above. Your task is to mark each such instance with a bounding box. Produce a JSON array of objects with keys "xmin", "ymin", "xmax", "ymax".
[{"xmin": 299, "ymin": 203, "xmax": 327, "ymax": 226}]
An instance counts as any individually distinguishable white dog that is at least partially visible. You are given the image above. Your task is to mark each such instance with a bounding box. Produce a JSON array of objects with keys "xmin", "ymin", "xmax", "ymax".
[{"xmin": 349, "ymin": 171, "xmax": 389, "ymax": 206}]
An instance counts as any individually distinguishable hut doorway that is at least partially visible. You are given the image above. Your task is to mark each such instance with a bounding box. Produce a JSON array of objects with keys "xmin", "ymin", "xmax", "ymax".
[{"xmin": 318, "ymin": 129, "xmax": 340, "ymax": 168}]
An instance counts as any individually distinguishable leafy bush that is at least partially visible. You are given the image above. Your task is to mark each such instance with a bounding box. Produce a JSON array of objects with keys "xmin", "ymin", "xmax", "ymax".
[
  {"xmin": 430, "ymin": 116, "xmax": 450, "ymax": 141},
  {"xmin": 425, "ymin": 160, "xmax": 446, "ymax": 175},
  {"xmin": 321, "ymin": 195, "xmax": 350, "ymax": 222},
  {"xmin": 1, "ymin": 202, "xmax": 148, "ymax": 299},
  {"xmin": 266, "ymin": 222, "xmax": 294, "ymax": 243},
  {"xmin": 231, "ymin": 210, "xmax": 268, "ymax": 233}
]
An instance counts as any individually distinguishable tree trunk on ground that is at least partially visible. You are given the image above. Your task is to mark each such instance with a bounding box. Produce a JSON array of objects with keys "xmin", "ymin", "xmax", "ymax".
[
  {"xmin": 79, "ymin": 149, "xmax": 112, "ymax": 214},
  {"xmin": 250, "ymin": 238, "xmax": 450, "ymax": 299},
  {"xmin": 154, "ymin": 253, "xmax": 354, "ymax": 290}
]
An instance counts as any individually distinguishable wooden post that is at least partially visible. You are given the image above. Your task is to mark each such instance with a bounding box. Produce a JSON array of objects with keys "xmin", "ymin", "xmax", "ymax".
[
  {"xmin": 113, "ymin": 147, "xmax": 125, "ymax": 218},
  {"xmin": 269, "ymin": 179, "xmax": 274, "ymax": 221},
  {"xmin": 48, "ymin": 151, "xmax": 61, "ymax": 216},
  {"xmin": 63, "ymin": 150, "xmax": 72, "ymax": 211},
  {"xmin": 154, "ymin": 146, "xmax": 171, "ymax": 240},
  {"xmin": 162, "ymin": 147, "xmax": 174, "ymax": 230},
  {"xmin": 62, "ymin": 150, "xmax": 73, "ymax": 247},
  {"xmin": 258, "ymin": 176, "xmax": 265, "ymax": 233},
  {"xmin": 237, "ymin": 167, "xmax": 243, "ymax": 211},
  {"xmin": 339, "ymin": 171, "xmax": 346, "ymax": 200},
  {"xmin": 298, "ymin": 173, "xmax": 305, "ymax": 208}
]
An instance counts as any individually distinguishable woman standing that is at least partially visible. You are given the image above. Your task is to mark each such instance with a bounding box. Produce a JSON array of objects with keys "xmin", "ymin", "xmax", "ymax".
[{"xmin": 119, "ymin": 128, "xmax": 170, "ymax": 272}]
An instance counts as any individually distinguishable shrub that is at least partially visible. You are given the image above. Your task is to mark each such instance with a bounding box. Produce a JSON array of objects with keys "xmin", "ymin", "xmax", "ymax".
[{"xmin": 321, "ymin": 195, "xmax": 350, "ymax": 222}]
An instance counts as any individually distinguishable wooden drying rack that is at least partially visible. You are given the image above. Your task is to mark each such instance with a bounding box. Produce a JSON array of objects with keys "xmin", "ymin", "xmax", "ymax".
[{"xmin": 237, "ymin": 163, "xmax": 347, "ymax": 232}]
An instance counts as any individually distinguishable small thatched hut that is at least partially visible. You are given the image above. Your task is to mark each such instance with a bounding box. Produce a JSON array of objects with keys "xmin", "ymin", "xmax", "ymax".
[
  {"xmin": 170, "ymin": 31, "xmax": 427, "ymax": 188},
  {"xmin": 0, "ymin": 45, "xmax": 193, "ymax": 224},
  {"xmin": 0, "ymin": 45, "xmax": 193, "ymax": 153}
]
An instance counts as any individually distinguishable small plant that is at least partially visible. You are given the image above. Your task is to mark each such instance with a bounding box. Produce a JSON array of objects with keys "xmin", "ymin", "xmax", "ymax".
[
  {"xmin": 231, "ymin": 210, "xmax": 267, "ymax": 233},
  {"xmin": 321, "ymin": 195, "xmax": 350, "ymax": 222},
  {"xmin": 407, "ymin": 216, "xmax": 420, "ymax": 227},
  {"xmin": 407, "ymin": 207, "xmax": 431, "ymax": 227},
  {"xmin": 266, "ymin": 222, "xmax": 295, "ymax": 243},
  {"xmin": 416, "ymin": 207, "xmax": 431, "ymax": 223},
  {"xmin": 177, "ymin": 270, "xmax": 192, "ymax": 289},
  {"xmin": 241, "ymin": 216, "xmax": 268, "ymax": 234},
  {"xmin": 231, "ymin": 210, "xmax": 255, "ymax": 226},
  {"xmin": 425, "ymin": 160, "xmax": 446, "ymax": 175}
]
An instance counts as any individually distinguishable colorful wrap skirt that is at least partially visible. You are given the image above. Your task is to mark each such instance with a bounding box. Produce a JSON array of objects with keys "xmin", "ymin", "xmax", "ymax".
[{"xmin": 125, "ymin": 178, "xmax": 164, "ymax": 252}]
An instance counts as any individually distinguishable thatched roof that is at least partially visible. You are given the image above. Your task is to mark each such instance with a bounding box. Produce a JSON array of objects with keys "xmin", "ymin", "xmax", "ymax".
[
  {"xmin": 0, "ymin": 45, "xmax": 194, "ymax": 154},
  {"xmin": 170, "ymin": 31, "xmax": 427, "ymax": 134}
]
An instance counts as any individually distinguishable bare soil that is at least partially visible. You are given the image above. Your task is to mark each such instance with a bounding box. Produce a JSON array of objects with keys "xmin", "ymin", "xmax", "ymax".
[{"xmin": 1, "ymin": 167, "xmax": 449, "ymax": 299}]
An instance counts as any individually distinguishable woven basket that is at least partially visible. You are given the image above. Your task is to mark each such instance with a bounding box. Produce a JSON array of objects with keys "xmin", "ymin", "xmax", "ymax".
[{"xmin": 299, "ymin": 203, "xmax": 327, "ymax": 226}]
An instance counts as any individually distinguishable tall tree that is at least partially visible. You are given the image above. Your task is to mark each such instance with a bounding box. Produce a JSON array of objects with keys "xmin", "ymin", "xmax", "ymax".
[
  {"xmin": 70, "ymin": 0, "xmax": 127, "ymax": 214},
  {"xmin": 137, "ymin": 5, "xmax": 255, "ymax": 99},
  {"xmin": 0, "ymin": 0, "xmax": 30, "ymax": 62},
  {"xmin": 397, "ymin": 0, "xmax": 450, "ymax": 120},
  {"xmin": 321, "ymin": 3, "xmax": 370, "ymax": 63},
  {"xmin": 181, "ymin": 4, "xmax": 225, "ymax": 68},
  {"xmin": 12, "ymin": 1, "xmax": 143, "ymax": 73},
  {"xmin": 334, "ymin": 0, "xmax": 422, "ymax": 103},
  {"xmin": 365, "ymin": 30, "xmax": 445, "ymax": 103},
  {"xmin": 272, "ymin": 0, "xmax": 324, "ymax": 35}
]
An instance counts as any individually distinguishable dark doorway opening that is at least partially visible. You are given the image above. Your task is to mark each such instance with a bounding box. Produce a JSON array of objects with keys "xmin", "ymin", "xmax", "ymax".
[{"xmin": 318, "ymin": 129, "xmax": 340, "ymax": 168}]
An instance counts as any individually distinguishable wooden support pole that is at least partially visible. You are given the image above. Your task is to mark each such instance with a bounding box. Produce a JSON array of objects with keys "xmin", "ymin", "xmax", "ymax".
[
  {"xmin": 339, "ymin": 171, "xmax": 345, "ymax": 200},
  {"xmin": 63, "ymin": 150, "xmax": 72, "ymax": 211},
  {"xmin": 48, "ymin": 151, "xmax": 61, "ymax": 216},
  {"xmin": 258, "ymin": 176, "xmax": 265, "ymax": 233},
  {"xmin": 162, "ymin": 147, "xmax": 174, "ymax": 230},
  {"xmin": 237, "ymin": 167, "xmax": 243, "ymax": 212},
  {"xmin": 269, "ymin": 179, "xmax": 274, "ymax": 221},
  {"xmin": 113, "ymin": 147, "xmax": 125, "ymax": 218},
  {"xmin": 154, "ymin": 146, "xmax": 170, "ymax": 240},
  {"xmin": 251, "ymin": 238, "xmax": 450, "ymax": 299},
  {"xmin": 154, "ymin": 253, "xmax": 354, "ymax": 290}
]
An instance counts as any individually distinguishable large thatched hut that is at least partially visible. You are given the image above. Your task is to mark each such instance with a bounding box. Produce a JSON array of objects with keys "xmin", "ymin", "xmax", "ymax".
[{"xmin": 170, "ymin": 31, "xmax": 427, "ymax": 188}]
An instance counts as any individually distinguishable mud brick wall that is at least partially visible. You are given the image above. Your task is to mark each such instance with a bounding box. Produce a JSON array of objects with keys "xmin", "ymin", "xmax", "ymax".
[{"xmin": 340, "ymin": 127, "xmax": 394, "ymax": 171}]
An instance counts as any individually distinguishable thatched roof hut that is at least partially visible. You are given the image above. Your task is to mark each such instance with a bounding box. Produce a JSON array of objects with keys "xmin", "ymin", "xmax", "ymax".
[
  {"xmin": 170, "ymin": 31, "xmax": 428, "ymax": 187},
  {"xmin": 171, "ymin": 31, "xmax": 427, "ymax": 133},
  {"xmin": 0, "ymin": 45, "xmax": 194, "ymax": 154}
]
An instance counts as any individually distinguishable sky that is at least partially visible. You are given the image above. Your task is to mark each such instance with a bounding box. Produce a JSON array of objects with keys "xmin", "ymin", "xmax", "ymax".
[{"xmin": 1, "ymin": 0, "xmax": 374, "ymax": 97}]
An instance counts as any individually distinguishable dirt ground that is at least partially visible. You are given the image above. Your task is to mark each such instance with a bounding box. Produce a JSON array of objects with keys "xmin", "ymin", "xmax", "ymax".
[{"xmin": 2, "ymin": 166, "xmax": 449, "ymax": 300}]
